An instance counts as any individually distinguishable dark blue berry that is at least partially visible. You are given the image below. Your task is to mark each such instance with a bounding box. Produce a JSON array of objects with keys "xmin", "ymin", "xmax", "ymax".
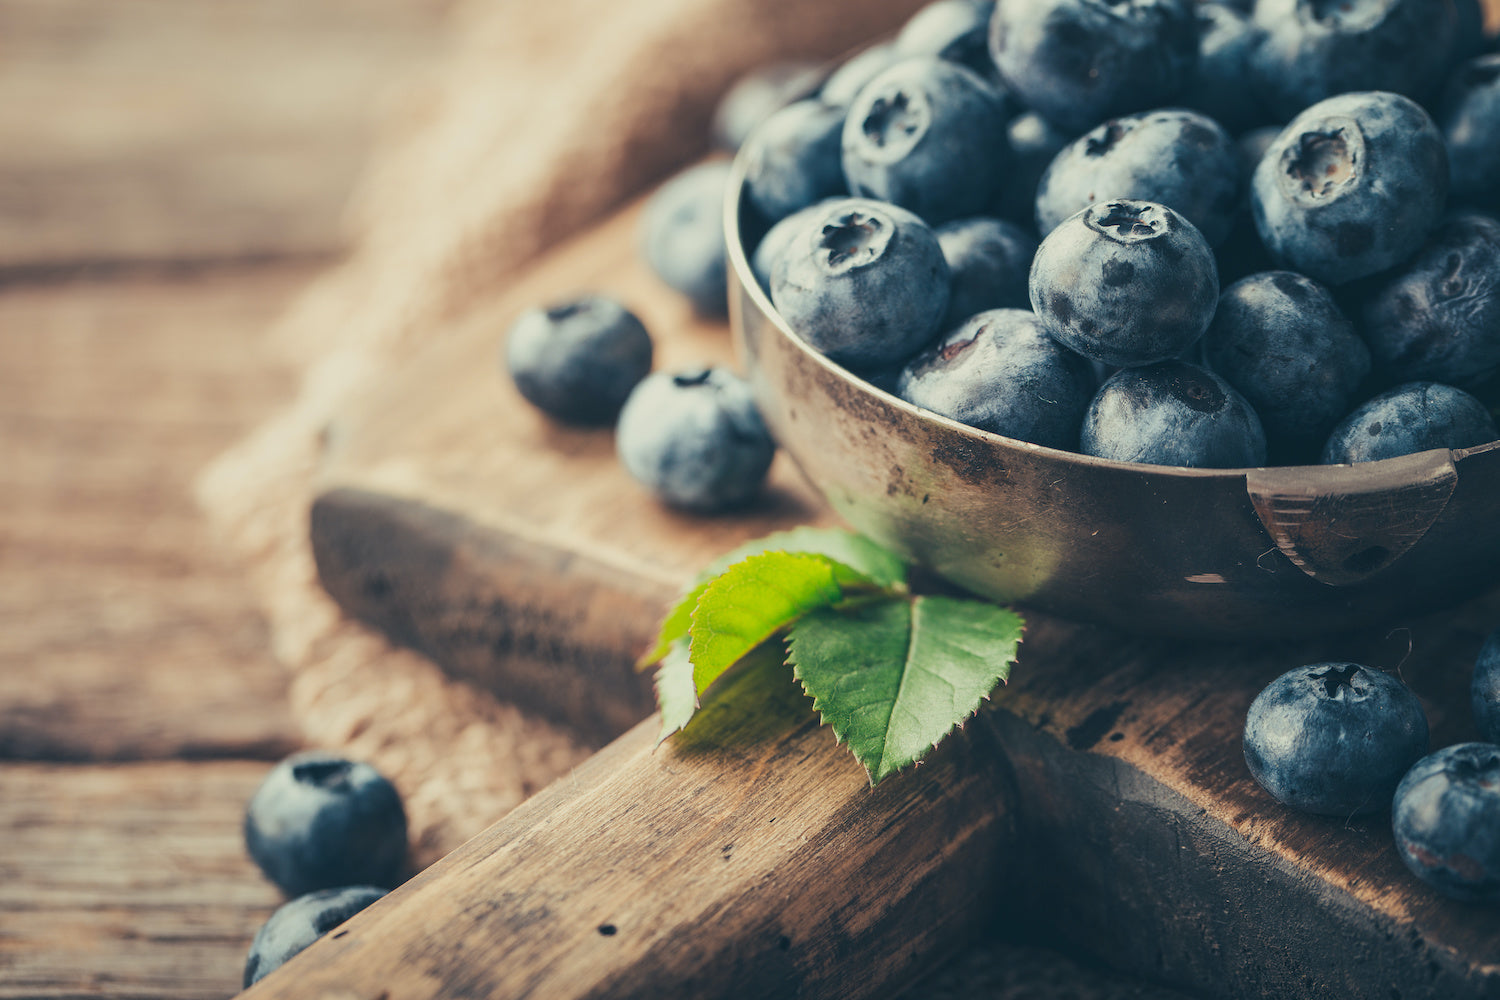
[
  {"xmin": 750, "ymin": 198, "xmax": 838, "ymax": 294},
  {"xmin": 639, "ymin": 160, "xmax": 732, "ymax": 317},
  {"xmin": 1360, "ymin": 212, "xmax": 1500, "ymax": 389},
  {"xmin": 770, "ymin": 198, "xmax": 950, "ymax": 370},
  {"xmin": 1202, "ymin": 270, "xmax": 1370, "ymax": 449},
  {"xmin": 896, "ymin": 0, "xmax": 1002, "ymax": 82},
  {"xmin": 935, "ymin": 216, "xmax": 1037, "ymax": 328},
  {"xmin": 1080, "ymin": 360, "xmax": 1266, "ymax": 467},
  {"xmin": 244, "ymin": 751, "xmax": 408, "ymax": 898},
  {"xmin": 896, "ymin": 308, "xmax": 1096, "ymax": 447},
  {"xmin": 504, "ymin": 296, "xmax": 652, "ymax": 425},
  {"xmin": 840, "ymin": 57, "xmax": 1010, "ymax": 226},
  {"xmin": 1250, "ymin": 91, "xmax": 1449, "ymax": 285},
  {"xmin": 1473, "ymin": 628, "xmax": 1500, "ymax": 743},
  {"xmin": 997, "ymin": 111, "xmax": 1072, "ymax": 227},
  {"xmin": 1440, "ymin": 55, "xmax": 1500, "ymax": 212},
  {"xmin": 243, "ymin": 886, "xmax": 386, "ymax": 987},
  {"xmin": 742, "ymin": 100, "xmax": 848, "ymax": 222},
  {"xmin": 1243, "ymin": 662, "xmax": 1429, "ymax": 816},
  {"xmin": 615, "ymin": 368, "xmax": 776, "ymax": 513},
  {"xmin": 1185, "ymin": 4, "xmax": 1269, "ymax": 135},
  {"xmin": 1248, "ymin": 0, "xmax": 1456, "ymax": 121},
  {"xmin": 1035, "ymin": 109, "xmax": 1242, "ymax": 246},
  {"xmin": 711, "ymin": 61, "xmax": 823, "ymax": 152},
  {"xmin": 1392, "ymin": 743, "xmax": 1500, "ymax": 902},
  {"xmin": 988, "ymin": 0, "xmax": 1198, "ymax": 134},
  {"xmin": 1320, "ymin": 381, "xmax": 1498, "ymax": 463},
  {"xmin": 1030, "ymin": 200, "xmax": 1219, "ymax": 368}
]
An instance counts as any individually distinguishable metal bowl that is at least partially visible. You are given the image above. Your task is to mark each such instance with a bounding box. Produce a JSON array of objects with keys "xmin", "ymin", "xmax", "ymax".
[{"xmin": 725, "ymin": 159, "xmax": 1500, "ymax": 640}]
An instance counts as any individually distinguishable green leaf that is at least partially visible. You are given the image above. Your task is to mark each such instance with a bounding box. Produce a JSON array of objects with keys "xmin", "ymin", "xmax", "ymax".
[
  {"xmin": 788, "ymin": 595, "xmax": 1024, "ymax": 785},
  {"xmin": 654, "ymin": 640, "xmax": 697, "ymax": 744},
  {"xmin": 637, "ymin": 528, "xmax": 907, "ymax": 668},
  {"xmin": 688, "ymin": 551, "xmax": 845, "ymax": 694}
]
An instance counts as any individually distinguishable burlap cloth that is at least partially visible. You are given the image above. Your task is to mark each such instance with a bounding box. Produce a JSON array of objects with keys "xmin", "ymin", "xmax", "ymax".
[{"xmin": 197, "ymin": 0, "xmax": 930, "ymax": 869}]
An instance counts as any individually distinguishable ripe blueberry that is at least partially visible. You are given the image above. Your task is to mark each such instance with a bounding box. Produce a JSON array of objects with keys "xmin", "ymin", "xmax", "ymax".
[
  {"xmin": 1081, "ymin": 360, "xmax": 1266, "ymax": 468},
  {"xmin": 1244, "ymin": 662, "xmax": 1429, "ymax": 816},
  {"xmin": 615, "ymin": 368, "xmax": 776, "ymax": 513},
  {"xmin": 1320, "ymin": 381, "xmax": 1498, "ymax": 464},
  {"xmin": 243, "ymin": 885, "xmax": 386, "ymax": 987},
  {"xmin": 639, "ymin": 160, "xmax": 732, "ymax": 317},
  {"xmin": 1392, "ymin": 743, "xmax": 1500, "ymax": 902},
  {"xmin": 244, "ymin": 751, "xmax": 408, "ymax": 899},
  {"xmin": 504, "ymin": 296, "xmax": 652, "ymax": 425}
]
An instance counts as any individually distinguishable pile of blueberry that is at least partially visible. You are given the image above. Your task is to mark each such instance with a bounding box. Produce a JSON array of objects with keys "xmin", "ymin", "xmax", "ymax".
[
  {"xmin": 722, "ymin": 0, "xmax": 1500, "ymax": 469},
  {"xmin": 1245, "ymin": 631, "xmax": 1500, "ymax": 903},
  {"xmin": 239, "ymin": 751, "xmax": 409, "ymax": 987}
]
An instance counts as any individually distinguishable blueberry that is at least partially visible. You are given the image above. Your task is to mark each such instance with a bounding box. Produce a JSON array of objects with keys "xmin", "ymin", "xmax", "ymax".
[
  {"xmin": 935, "ymin": 216, "xmax": 1037, "ymax": 328},
  {"xmin": 243, "ymin": 886, "xmax": 386, "ymax": 987},
  {"xmin": 504, "ymin": 296, "xmax": 653, "ymax": 425},
  {"xmin": 742, "ymin": 99, "xmax": 847, "ymax": 222},
  {"xmin": 840, "ymin": 57, "xmax": 1010, "ymax": 226},
  {"xmin": 896, "ymin": 0, "xmax": 1003, "ymax": 82},
  {"xmin": 896, "ymin": 308, "xmax": 1096, "ymax": 447},
  {"xmin": 1438, "ymin": 55, "xmax": 1500, "ymax": 212},
  {"xmin": 244, "ymin": 751, "xmax": 408, "ymax": 898},
  {"xmin": 1251, "ymin": 91, "xmax": 1449, "ymax": 286},
  {"xmin": 997, "ymin": 111, "xmax": 1072, "ymax": 227},
  {"xmin": 1360, "ymin": 212, "xmax": 1500, "ymax": 389},
  {"xmin": 1248, "ymin": 0, "xmax": 1456, "ymax": 122},
  {"xmin": 1320, "ymin": 381, "xmax": 1498, "ymax": 463},
  {"xmin": 988, "ymin": 0, "xmax": 1198, "ymax": 134},
  {"xmin": 1035, "ymin": 109, "xmax": 1242, "ymax": 247},
  {"xmin": 615, "ymin": 368, "xmax": 776, "ymax": 513},
  {"xmin": 820, "ymin": 43, "xmax": 903, "ymax": 109},
  {"xmin": 1202, "ymin": 271, "xmax": 1370, "ymax": 450},
  {"xmin": 1243, "ymin": 662, "xmax": 1429, "ymax": 816},
  {"xmin": 750, "ymin": 198, "xmax": 839, "ymax": 294},
  {"xmin": 1080, "ymin": 360, "xmax": 1267, "ymax": 467},
  {"xmin": 1473, "ymin": 629, "xmax": 1500, "ymax": 743},
  {"xmin": 770, "ymin": 197, "xmax": 950, "ymax": 370},
  {"xmin": 1392, "ymin": 743, "xmax": 1500, "ymax": 902},
  {"xmin": 639, "ymin": 160, "xmax": 732, "ymax": 317},
  {"xmin": 711, "ymin": 61, "xmax": 823, "ymax": 152},
  {"xmin": 1185, "ymin": 4, "xmax": 1269, "ymax": 135},
  {"xmin": 1030, "ymin": 200, "xmax": 1219, "ymax": 368}
]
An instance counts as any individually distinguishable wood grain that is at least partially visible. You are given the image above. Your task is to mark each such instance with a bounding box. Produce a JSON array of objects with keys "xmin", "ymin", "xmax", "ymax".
[
  {"xmin": 0, "ymin": 0, "xmax": 450, "ymax": 273},
  {"xmin": 304, "ymin": 189, "xmax": 1500, "ymax": 997},
  {"xmin": 0, "ymin": 761, "xmax": 284, "ymax": 1000},
  {"xmin": 0, "ymin": 267, "xmax": 317, "ymax": 761},
  {"xmin": 244, "ymin": 646, "xmax": 1018, "ymax": 1000}
]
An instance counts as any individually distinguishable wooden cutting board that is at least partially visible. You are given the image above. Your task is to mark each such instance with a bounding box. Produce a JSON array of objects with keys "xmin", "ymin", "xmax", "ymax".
[{"xmin": 257, "ymin": 190, "xmax": 1500, "ymax": 1000}]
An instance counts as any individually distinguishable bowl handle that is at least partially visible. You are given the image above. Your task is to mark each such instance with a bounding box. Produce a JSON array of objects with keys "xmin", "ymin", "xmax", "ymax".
[{"xmin": 1244, "ymin": 450, "xmax": 1458, "ymax": 587}]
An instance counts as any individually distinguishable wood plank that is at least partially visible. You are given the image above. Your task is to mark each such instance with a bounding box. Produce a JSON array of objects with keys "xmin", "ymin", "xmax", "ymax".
[
  {"xmin": 0, "ymin": 761, "xmax": 284, "ymax": 1000},
  {"xmin": 243, "ymin": 649, "xmax": 1017, "ymax": 1000},
  {"xmin": 0, "ymin": 267, "xmax": 311, "ymax": 761},
  {"xmin": 0, "ymin": 0, "xmax": 450, "ymax": 272},
  {"xmin": 302, "ymin": 191, "xmax": 1500, "ymax": 997}
]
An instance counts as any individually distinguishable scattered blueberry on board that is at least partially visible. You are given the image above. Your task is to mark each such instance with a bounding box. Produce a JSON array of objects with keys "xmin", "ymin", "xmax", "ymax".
[
  {"xmin": 243, "ymin": 885, "xmax": 387, "ymax": 988},
  {"xmin": 639, "ymin": 160, "xmax": 733, "ymax": 318},
  {"xmin": 615, "ymin": 368, "xmax": 776, "ymax": 513},
  {"xmin": 504, "ymin": 295, "xmax": 653, "ymax": 426},
  {"xmin": 1243, "ymin": 663, "xmax": 1429, "ymax": 817},
  {"xmin": 244, "ymin": 751, "xmax": 409, "ymax": 898},
  {"xmin": 1392, "ymin": 743, "xmax": 1500, "ymax": 902}
]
